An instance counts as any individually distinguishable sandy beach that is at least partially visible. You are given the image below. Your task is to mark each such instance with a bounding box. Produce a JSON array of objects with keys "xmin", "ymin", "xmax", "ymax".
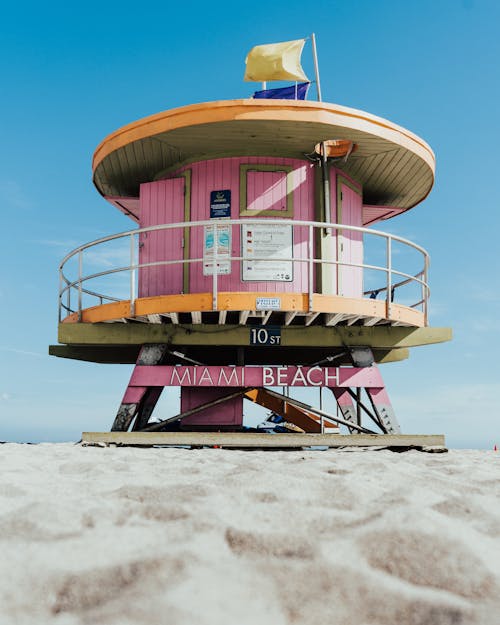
[{"xmin": 0, "ymin": 443, "xmax": 499, "ymax": 624}]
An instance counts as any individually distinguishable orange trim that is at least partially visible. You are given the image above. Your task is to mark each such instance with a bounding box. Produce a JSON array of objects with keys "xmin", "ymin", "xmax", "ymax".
[
  {"xmin": 134, "ymin": 293, "xmax": 212, "ymax": 315},
  {"xmin": 92, "ymin": 100, "xmax": 435, "ymax": 176},
  {"xmin": 64, "ymin": 300, "xmax": 132, "ymax": 324},
  {"xmin": 62, "ymin": 291, "xmax": 425, "ymax": 327},
  {"xmin": 311, "ymin": 294, "xmax": 385, "ymax": 317}
]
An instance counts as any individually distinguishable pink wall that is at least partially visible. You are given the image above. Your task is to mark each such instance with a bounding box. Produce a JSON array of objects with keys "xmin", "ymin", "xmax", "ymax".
[
  {"xmin": 138, "ymin": 157, "xmax": 364, "ymax": 298},
  {"xmin": 176, "ymin": 157, "xmax": 314, "ymax": 294}
]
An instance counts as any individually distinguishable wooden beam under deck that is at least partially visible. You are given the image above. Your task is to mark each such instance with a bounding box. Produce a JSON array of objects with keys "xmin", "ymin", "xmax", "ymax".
[
  {"xmin": 48, "ymin": 344, "xmax": 410, "ymax": 365},
  {"xmin": 49, "ymin": 344, "xmax": 140, "ymax": 363},
  {"xmin": 82, "ymin": 431, "xmax": 446, "ymax": 449},
  {"xmin": 57, "ymin": 322, "xmax": 451, "ymax": 349}
]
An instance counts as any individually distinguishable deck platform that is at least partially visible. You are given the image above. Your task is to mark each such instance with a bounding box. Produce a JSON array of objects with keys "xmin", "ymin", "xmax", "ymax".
[
  {"xmin": 81, "ymin": 431, "xmax": 446, "ymax": 449},
  {"xmin": 61, "ymin": 292, "xmax": 426, "ymax": 327},
  {"xmin": 51, "ymin": 322, "xmax": 452, "ymax": 364}
]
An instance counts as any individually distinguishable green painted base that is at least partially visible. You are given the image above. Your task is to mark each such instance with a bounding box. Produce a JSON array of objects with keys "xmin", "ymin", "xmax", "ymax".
[{"xmin": 51, "ymin": 323, "xmax": 451, "ymax": 365}]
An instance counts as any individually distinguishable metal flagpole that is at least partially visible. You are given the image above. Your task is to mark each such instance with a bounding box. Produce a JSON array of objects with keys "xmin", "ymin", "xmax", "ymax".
[{"xmin": 311, "ymin": 33, "xmax": 322, "ymax": 102}]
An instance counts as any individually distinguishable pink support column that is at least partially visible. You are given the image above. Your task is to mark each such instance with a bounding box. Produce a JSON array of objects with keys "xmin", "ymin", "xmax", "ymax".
[
  {"xmin": 329, "ymin": 387, "xmax": 358, "ymax": 430},
  {"xmin": 111, "ymin": 360, "xmax": 400, "ymax": 433},
  {"xmin": 111, "ymin": 345, "xmax": 169, "ymax": 431},
  {"xmin": 330, "ymin": 364, "xmax": 401, "ymax": 434},
  {"xmin": 365, "ymin": 385, "xmax": 400, "ymax": 434}
]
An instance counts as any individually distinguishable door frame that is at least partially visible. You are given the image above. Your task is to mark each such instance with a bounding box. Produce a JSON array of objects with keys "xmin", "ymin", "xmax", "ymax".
[{"xmin": 172, "ymin": 170, "xmax": 192, "ymax": 294}]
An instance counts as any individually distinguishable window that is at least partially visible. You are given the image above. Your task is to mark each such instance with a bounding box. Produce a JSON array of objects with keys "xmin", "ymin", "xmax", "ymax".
[{"xmin": 239, "ymin": 164, "xmax": 293, "ymax": 217}]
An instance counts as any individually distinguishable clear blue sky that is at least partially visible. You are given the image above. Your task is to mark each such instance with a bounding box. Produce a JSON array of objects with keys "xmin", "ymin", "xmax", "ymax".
[{"xmin": 1, "ymin": 0, "xmax": 498, "ymax": 447}]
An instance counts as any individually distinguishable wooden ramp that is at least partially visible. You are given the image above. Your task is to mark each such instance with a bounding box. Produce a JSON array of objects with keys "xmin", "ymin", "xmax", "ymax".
[
  {"xmin": 244, "ymin": 388, "xmax": 338, "ymax": 433},
  {"xmin": 81, "ymin": 432, "xmax": 446, "ymax": 449}
]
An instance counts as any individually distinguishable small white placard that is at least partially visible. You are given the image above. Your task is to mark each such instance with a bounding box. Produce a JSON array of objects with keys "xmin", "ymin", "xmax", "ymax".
[{"xmin": 256, "ymin": 297, "xmax": 281, "ymax": 310}]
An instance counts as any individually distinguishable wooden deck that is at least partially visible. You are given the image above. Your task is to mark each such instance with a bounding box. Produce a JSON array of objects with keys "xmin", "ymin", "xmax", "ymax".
[{"xmin": 82, "ymin": 431, "xmax": 446, "ymax": 449}]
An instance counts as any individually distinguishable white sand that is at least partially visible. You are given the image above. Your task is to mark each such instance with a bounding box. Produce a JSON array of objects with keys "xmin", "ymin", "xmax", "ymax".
[{"xmin": 0, "ymin": 444, "xmax": 499, "ymax": 625}]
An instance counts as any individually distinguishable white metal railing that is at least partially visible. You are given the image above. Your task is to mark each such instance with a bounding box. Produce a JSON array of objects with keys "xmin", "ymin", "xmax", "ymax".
[{"xmin": 58, "ymin": 219, "xmax": 430, "ymax": 324}]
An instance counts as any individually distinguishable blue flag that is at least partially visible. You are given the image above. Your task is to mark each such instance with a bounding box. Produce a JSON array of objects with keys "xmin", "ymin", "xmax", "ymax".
[{"xmin": 253, "ymin": 82, "xmax": 310, "ymax": 100}]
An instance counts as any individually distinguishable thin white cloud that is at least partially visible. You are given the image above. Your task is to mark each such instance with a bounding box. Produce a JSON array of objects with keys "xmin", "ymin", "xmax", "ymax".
[
  {"xmin": 0, "ymin": 179, "xmax": 34, "ymax": 210},
  {"xmin": 468, "ymin": 285, "xmax": 500, "ymax": 304},
  {"xmin": 393, "ymin": 381, "xmax": 500, "ymax": 426},
  {"xmin": 0, "ymin": 347, "xmax": 45, "ymax": 358},
  {"xmin": 84, "ymin": 246, "xmax": 131, "ymax": 268},
  {"xmin": 469, "ymin": 318, "xmax": 500, "ymax": 333},
  {"xmin": 38, "ymin": 238, "xmax": 81, "ymax": 249}
]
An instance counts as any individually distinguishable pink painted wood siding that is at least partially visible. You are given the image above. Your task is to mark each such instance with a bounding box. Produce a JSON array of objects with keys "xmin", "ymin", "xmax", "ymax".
[
  {"xmin": 180, "ymin": 387, "xmax": 243, "ymax": 426},
  {"xmin": 137, "ymin": 158, "xmax": 364, "ymax": 299},
  {"xmin": 138, "ymin": 178, "xmax": 185, "ymax": 297},
  {"xmin": 174, "ymin": 157, "xmax": 315, "ymax": 294},
  {"xmin": 339, "ymin": 182, "xmax": 363, "ymax": 297},
  {"xmin": 247, "ymin": 170, "xmax": 287, "ymax": 211}
]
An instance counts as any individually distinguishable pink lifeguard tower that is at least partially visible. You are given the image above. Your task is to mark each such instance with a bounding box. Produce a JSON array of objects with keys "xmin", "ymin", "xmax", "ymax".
[{"xmin": 51, "ymin": 42, "xmax": 451, "ymax": 444}]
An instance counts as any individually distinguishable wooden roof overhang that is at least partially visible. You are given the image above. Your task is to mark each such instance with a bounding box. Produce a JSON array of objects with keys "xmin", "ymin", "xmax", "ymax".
[{"xmin": 93, "ymin": 99, "xmax": 435, "ymax": 222}]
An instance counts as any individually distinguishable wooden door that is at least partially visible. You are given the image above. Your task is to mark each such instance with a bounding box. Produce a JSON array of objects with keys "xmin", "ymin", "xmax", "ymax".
[
  {"xmin": 139, "ymin": 178, "xmax": 185, "ymax": 298},
  {"xmin": 337, "ymin": 178, "xmax": 363, "ymax": 298}
]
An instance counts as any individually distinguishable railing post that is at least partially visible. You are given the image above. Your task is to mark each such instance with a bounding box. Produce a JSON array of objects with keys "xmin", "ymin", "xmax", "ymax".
[
  {"xmin": 319, "ymin": 387, "xmax": 324, "ymax": 434},
  {"xmin": 66, "ymin": 278, "xmax": 71, "ymax": 316},
  {"xmin": 130, "ymin": 233, "xmax": 136, "ymax": 317},
  {"xmin": 424, "ymin": 252, "xmax": 429, "ymax": 326},
  {"xmin": 308, "ymin": 224, "xmax": 314, "ymax": 312},
  {"xmin": 77, "ymin": 251, "xmax": 83, "ymax": 321},
  {"xmin": 386, "ymin": 236, "xmax": 392, "ymax": 319},
  {"xmin": 58, "ymin": 268, "xmax": 63, "ymax": 323},
  {"xmin": 362, "ymin": 231, "xmax": 365, "ymax": 296},
  {"xmin": 212, "ymin": 224, "xmax": 217, "ymax": 311}
]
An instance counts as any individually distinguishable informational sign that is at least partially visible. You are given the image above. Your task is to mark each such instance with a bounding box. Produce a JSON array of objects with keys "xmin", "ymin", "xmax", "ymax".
[
  {"xmin": 242, "ymin": 223, "xmax": 293, "ymax": 281},
  {"xmin": 210, "ymin": 190, "xmax": 231, "ymax": 219},
  {"xmin": 203, "ymin": 224, "xmax": 231, "ymax": 275},
  {"xmin": 249, "ymin": 327, "xmax": 281, "ymax": 346}
]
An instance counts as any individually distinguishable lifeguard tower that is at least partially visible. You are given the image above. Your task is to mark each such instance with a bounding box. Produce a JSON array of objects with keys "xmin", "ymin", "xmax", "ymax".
[{"xmin": 51, "ymin": 38, "xmax": 451, "ymax": 445}]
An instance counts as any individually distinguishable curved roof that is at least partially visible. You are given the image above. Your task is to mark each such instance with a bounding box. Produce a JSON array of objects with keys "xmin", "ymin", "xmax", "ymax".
[{"xmin": 93, "ymin": 99, "xmax": 435, "ymax": 211}]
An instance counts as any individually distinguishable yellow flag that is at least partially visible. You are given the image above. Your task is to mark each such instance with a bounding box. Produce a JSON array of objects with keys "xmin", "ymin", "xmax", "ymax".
[{"xmin": 244, "ymin": 38, "xmax": 309, "ymax": 82}]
